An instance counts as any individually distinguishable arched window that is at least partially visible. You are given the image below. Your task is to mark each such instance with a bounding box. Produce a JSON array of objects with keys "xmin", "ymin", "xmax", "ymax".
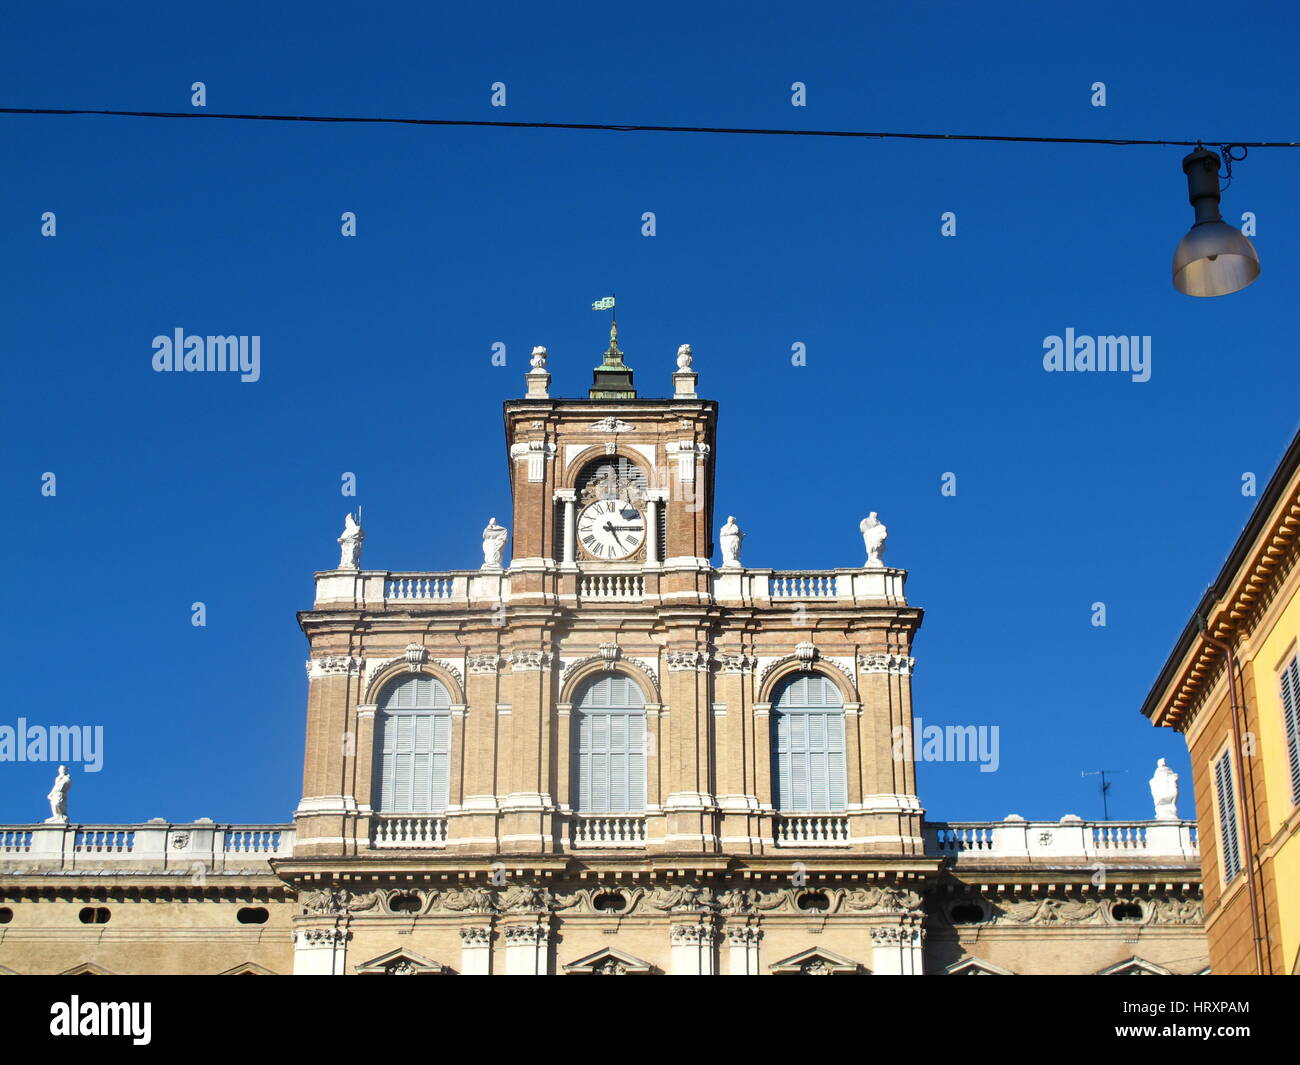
[
  {"xmin": 375, "ymin": 674, "xmax": 452, "ymax": 814},
  {"xmin": 771, "ymin": 672, "xmax": 847, "ymax": 813},
  {"xmin": 573, "ymin": 673, "xmax": 647, "ymax": 814}
]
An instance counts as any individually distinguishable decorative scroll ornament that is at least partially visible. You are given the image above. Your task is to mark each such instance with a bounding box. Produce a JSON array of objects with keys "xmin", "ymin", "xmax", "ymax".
[
  {"xmin": 468, "ymin": 654, "xmax": 501, "ymax": 675},
  {"xmin": 503, "ymin": 924, "xmax": 547, "ymax": 945},
  {"xmin": 667, "ymin": 650, "xmax": 710, "ymax": 672},
  {"xmin": 300, "ymin": 887, "xmax": 380, "ymax": 916},
  {"xmin": 842, "ymin": 885, "xmax": 923, "ymax": 913},
  {"xmin": 562, "ymin": 653, "xmax": 659, "ymax": 690},
  {"xmin": 307, "ymin": 655, "xmax": 364, "ymax": 680},
  {"xmin": 715, "ymin": 653, "xmax": 758, "ymax": 674},
  {"xmin": 795, "ymin": 641, "xmax": 818, "ymax": 666},
  {"xmin": 669, "ymin": 923, "xmax": 715, "ymax": 945},
  {"xmin": 507, "ymin": 651, "xmax": 553, "ymax": 672},
  {"xmin": 404, "ymin": 644, "xmax": 428, "ymax": 666},
  {"xmin": 857, "ymin": 653, "xmax": 915, "ymax": 676},
  {"xmin": 997, "ymin": 896, "xmax": 1105, "ymax": 925},
  {"xmin": 589, "ymin": 417, "xmax": 635, "ymax": 433}
]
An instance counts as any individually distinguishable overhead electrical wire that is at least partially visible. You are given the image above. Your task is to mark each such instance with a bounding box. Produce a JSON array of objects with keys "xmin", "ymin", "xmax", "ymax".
[{"xmin": 2, "ymin": 106, "xmax": 1299, "ymax": 149}]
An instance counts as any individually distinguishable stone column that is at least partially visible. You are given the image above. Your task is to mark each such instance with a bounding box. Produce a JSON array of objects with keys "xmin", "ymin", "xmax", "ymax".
[
  {"xmin": 670, "ymin": 921, "xmax": 717, "ymax": 975},
  {"xmin": 293, "ymin": 927, "xmax": 349, "ymax": 975},
  {"xmin": 869, "ymin": 921, "xmax": 924, "ymax": 975},
  {"xmin": 555, "ymin": 489, "xmax": 577, "ymax": 568},
  {"xmin": 503, "ymin": 923, "xmax": 549, "ymax": 975},
  {"xmin": 726, "ymin": 926, "xmax": 762, "ymax": 974},
  {"xmin": 459, "ymin": 926, "xmax": 492, "ymax": 975}
]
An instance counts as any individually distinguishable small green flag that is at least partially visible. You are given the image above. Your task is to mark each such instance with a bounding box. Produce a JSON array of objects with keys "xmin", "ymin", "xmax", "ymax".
[{"xmin": 591, "ymin": 296, "xmax": 616, "ymax": 311}]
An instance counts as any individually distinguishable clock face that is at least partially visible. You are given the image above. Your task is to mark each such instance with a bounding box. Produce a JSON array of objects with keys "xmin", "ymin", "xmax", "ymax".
[{"xmin": 577, "ymin": 498, "xmax": 646, "ymax": 560}]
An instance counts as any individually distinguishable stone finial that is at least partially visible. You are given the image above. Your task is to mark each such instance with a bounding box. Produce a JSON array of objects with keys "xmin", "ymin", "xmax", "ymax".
[
  {"xmin": 719, "ymin": 515, "xmax": 744, "ymax": 568},
  {"xmin": 526, "ymin": 345, "xmax": 551, "ymax": 398},
  {"xmin": 481, "ymin": 517, "xmax": 508, "ymax": 571},
  {"xmin": 1149, "ymin": 757, "xmax": 1180, "ymax": 820},
  {"xmin": 46, "ymin": 765, "xmax": 71, "ymax": 823},
  {"xmin": 673, "ymin": 343, "xmax": 698, "ymax": 399},
  {"xmin": 860, "ymin": 512, "xmax": 888, "ymax": 568},
  {"xmin": 337, "ymin": 512, "xmax": 364, "ymax": 570}
]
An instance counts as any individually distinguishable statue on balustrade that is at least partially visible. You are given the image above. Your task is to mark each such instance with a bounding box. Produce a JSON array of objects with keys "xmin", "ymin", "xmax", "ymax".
[
  {"xmin": 45, "ymin": 765, "xmax": 71, "ymax": 824},
  {"xmin": 481, "ymin": 517, "xmax": 508, "ymax": 570},
  {"xmin": 719, "ymin": 515, "xmax": 744, "ymax": 568},
  {"xmin": 860, "ymin": 512, "xmax": 888, "ymax": 568},
  {"xmin": 337, "ymin": 512, "xmax": 364, "ymax": 570},
  {"xmin": 1149, "ymin": 758, "xmax": 1180, "ymax": 821}
]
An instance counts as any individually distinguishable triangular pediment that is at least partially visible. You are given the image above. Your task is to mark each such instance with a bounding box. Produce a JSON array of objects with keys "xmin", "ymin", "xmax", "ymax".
[
  {"xmin": 769, "ymin": 946, "xmax": 863, "ymax": 975},
  {"xmin": 219, "ymin": 961, "xmax": 278, "ymax": 975},
  {"xmin": 1095, "ymin": 956, "xmax": 1174, "ymax": 976},
  {"xmin": 59, "ymin": 962, "xmax": 116, "ymax": 975},
  {"xmin": 945, "ymin": 956, "xmax": 1015, "ymax": 976},
  {"xmin": 562, "ymin": 946, "xmax": 656, "ymax": 975},
  {"xmin": 354, "ymin": 947, "xmax": 448, "ymax": 975}
]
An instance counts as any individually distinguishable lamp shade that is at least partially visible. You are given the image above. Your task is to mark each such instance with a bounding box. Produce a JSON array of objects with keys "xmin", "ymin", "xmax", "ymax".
[
  {"xmin": 1172, "ymin": 147, "xmax": 1259, "ymax": 297},
  {"xmin": 1172, "ymin": 220, "xmax": 1261, "ymax": 297}
]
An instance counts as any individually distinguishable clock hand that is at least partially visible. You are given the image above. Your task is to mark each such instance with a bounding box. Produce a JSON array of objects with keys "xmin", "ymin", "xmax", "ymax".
[{"xmin": 602, "ymin": 521, "xmax": 625, "ymax": 548}]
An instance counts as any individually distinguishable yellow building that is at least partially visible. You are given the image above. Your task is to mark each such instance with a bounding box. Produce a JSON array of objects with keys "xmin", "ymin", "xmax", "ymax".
[{"xmin": 1142, "ymin": 426, "xmax": 1300, "ymax": 975}]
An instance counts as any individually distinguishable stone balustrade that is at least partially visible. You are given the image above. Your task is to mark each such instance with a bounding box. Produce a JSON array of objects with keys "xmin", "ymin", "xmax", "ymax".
[
  {"xmin": 923, "ymin": 816, "xmax": 1199, "ymax": 863},
  {"xmin": 578, "ymin": 574, "xmax": 644, "ymax": 601},
  {"xmin": 0, "ymin": 821, "xmax": 295, "ymax": 872},
  {"xmin": 570, "ymin": 815, "xmax": 647, "ymax": 847},
  {"xmin": 370, "ymin": 815, "xmax": 448, "ymax": 849},
  {"xmin": 314, "ymin": 565, "xmax": 908, "ymax": 609},
  {"xmin": 774, "ymin": 815, "xmax": 852, "ymax": 846}
]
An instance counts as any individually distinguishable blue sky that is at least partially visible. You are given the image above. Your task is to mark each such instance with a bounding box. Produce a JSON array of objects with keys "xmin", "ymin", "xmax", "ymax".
[{"xmin": 2, "ymin": 1, "xmax": 1297, "ymax": 826}]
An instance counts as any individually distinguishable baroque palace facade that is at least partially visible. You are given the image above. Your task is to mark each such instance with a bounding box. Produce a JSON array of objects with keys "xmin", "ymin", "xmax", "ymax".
[{"xmin": 0, "ymin": 328, "xmax": 1208, "ymax": 975}]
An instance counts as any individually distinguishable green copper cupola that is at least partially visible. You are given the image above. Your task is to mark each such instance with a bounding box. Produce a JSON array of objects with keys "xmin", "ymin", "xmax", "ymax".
[{"xmin": 589, "ymin": 319, "xmax": 636, "ymax": 399}]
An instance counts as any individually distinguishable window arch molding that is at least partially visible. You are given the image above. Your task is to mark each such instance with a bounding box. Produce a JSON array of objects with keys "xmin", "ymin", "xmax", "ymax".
[
  {"xmin": 769, "ymin": 670, "xmax": 849, "ymax": 814},
  {"xmin": 561, "ymin": 658, "xmax": 659, "ymax": 706},
  {"xmin": 563, "ymin": 448, "xmax": 660, "ymax": 494},
  {"xmin": 569, "ymin": 670, "xmax": 649, "ymax": 815},
  {"xmin": 373, "ymin": 672, "xmax": 455, "ymax": 815},
  {"xmin": 758, "ymin": 658, "xmax": 856, "ymax": 706},
  {"xmin": 364, "ymin": 660, "xmax": 465, "ymax": 707}
]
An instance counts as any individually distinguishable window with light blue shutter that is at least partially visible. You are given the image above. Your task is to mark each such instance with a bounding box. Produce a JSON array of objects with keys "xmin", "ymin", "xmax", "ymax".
[
  {"xmin": 772, "ymin": 672, "xmax": 847, "ymax": 812},
  {"xmin": 1214, "ymin": 748, "xmax": 1242, "ymax": 883},
  {"xmin": 574, "ymin": 673, "xmax": 646, "ymax": 813},
  {"xmin": 1280, "ymin": 655, "xmax": 1300, "ymax": 807},
  {"xmin": 376, "ymin": 674, "xmax": 452, "ymax": 813}
]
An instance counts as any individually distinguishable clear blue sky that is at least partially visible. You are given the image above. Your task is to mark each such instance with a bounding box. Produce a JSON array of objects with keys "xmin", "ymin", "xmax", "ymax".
[{"xmin": 3, "ymin": 1, "xmax": 1297, "ymax": 826}]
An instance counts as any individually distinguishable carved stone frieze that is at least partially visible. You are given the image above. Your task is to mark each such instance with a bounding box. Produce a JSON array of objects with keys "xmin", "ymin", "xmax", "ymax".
[{"xmin": 857, "ymin": 652, "xmax": 916, "ymax": 676}]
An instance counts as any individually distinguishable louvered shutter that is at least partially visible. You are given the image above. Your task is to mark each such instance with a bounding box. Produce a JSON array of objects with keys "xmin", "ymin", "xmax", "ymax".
[
  {"xmin": 575, "ymin": 673, "xmax": 646, "ymax": 813},
  {"xmin": 1214, "ymin": 750, "xmax": 1242, "ymax": 882},
  {"xmin": 376, "ymin": 675, "xmax": 453, "ymax": 813},
  {"xmin": 1281, "ymin": 656, "xmax": 1300, "ymax": 807},
  {"xmin": 772, "ymin": 672, "xmax": 847, "ymax": 812}
]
